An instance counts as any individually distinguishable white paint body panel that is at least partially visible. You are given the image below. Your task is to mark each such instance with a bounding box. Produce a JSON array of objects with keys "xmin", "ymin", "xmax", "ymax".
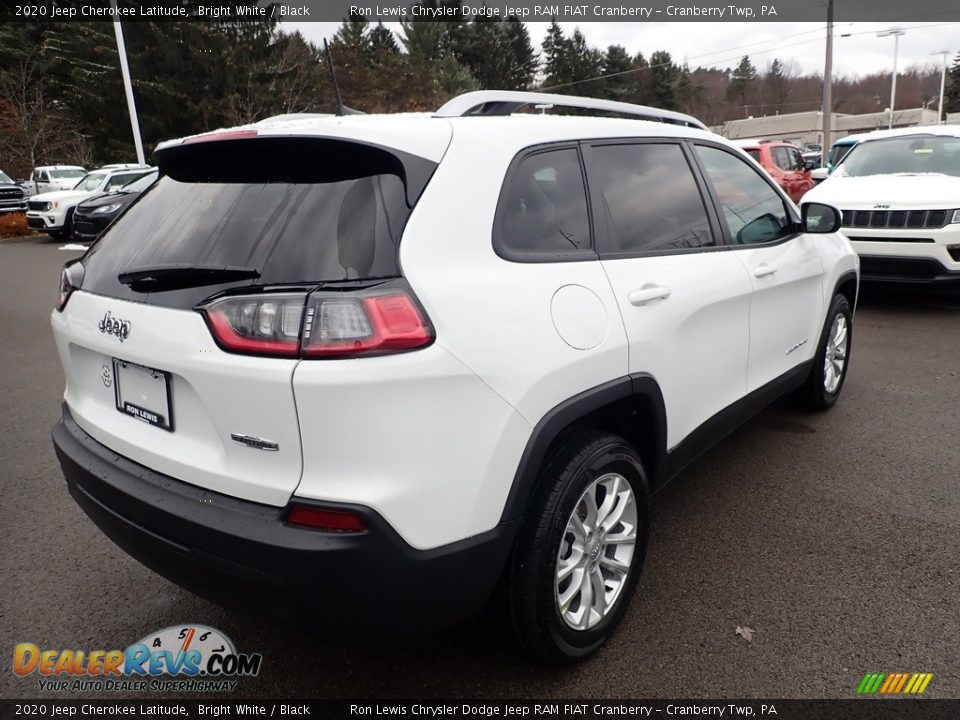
[
  {"xmin": 51, "ymin": 291, "xmax": 303, "ymax": 506},
  {"xmin": 51, "ymin": 111, "xmax": 860, "ymax": 551},
  {"xmin": 805, "ymin": 175, "xmax": 960, "ymax": 272}
]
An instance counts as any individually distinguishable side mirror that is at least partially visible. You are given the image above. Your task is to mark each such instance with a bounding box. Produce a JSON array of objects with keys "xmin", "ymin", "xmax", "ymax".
[
  {"xmin": 810, "ymin": 167, "xmax": 829, "ymax": 183},
  {"xmin": 801, "ymin": 202, "xmax": 842, "ymax": 233},
  {"xmin": 804, "ymin": 159, "xmax": 817, "ymax": 171}
]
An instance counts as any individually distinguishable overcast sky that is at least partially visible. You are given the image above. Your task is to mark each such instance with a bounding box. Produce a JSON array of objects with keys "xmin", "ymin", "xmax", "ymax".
[{"xmin": 284, "ymin": 21, "xmax": 956, "ymax": 78}]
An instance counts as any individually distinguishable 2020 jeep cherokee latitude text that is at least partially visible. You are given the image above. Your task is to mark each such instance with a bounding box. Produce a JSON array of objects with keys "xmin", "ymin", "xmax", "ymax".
[{"xmin": 51, "ymin": 91, "xmax": 858, "ymax": 663}]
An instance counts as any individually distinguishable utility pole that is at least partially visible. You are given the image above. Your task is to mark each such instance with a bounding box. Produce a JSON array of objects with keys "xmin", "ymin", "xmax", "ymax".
[
  {"xmin": 821, "ymin": 0, "xmax": 833, "ymax": 167},
  {"xmin": 877, "ymin": 28, "xmax": 905, "ymax": 130},
  {"xmin": 932, "ymin": 50, "xmax": 950, "ymax": 124},
  {"xmin": 110, "ymin": 0, "xmax": 145, "ymax": 165}
]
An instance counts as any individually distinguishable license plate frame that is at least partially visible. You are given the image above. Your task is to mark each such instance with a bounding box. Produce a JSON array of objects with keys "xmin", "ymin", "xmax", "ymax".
[{"xmin": 112, "ymin": 358, "xmax": 174, "ymax": 432}]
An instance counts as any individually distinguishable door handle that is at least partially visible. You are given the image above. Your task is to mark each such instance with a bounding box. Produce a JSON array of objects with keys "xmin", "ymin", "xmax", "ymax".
[
  {"xmin": 753, "ymin": 263, "xmax": 778, "ymax": 278},
  {"xmin": 628, "ymin": 284, "xmax": 672, "ymax": 306}
]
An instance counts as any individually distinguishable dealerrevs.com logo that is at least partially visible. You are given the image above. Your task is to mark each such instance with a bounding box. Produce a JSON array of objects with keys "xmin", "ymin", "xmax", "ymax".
[{"xmin": 13, "ymin": 625, "xmax": 262, "ymax": 693}]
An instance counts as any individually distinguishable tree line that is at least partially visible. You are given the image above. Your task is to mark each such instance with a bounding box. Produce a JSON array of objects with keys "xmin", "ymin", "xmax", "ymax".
[{"xmin": 1, "ymin": 9, "xmax": 957, "ymax": 178}]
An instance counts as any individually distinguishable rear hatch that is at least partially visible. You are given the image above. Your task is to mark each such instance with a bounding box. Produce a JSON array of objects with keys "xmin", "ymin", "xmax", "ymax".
[{"xmin": 51, "ymin": 131, "xmax": 445, "ymax": 506}]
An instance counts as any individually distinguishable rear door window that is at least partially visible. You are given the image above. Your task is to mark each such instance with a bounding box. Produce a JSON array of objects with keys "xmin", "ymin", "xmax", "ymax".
[
  {"xmin": 494, "ymin": 146, "xmax": 592, "ymax": 260},
  {"xmin": 590, "ymin": 142, "xmax": 715, "ymax": 254}
]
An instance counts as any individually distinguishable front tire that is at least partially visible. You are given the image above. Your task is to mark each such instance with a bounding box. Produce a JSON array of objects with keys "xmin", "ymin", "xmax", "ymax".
[
  {"xmin": 508, "ymin": 430, "xmax": 649, "ymax": 664},
  {"xmin": 797, "ymin": 293, "xmax": 852, "ymax": 410}
]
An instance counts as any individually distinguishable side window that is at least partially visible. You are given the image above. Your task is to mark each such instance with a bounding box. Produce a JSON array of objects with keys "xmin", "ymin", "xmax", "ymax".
[
  {"xmin": 771, "ymin": 147, "xmax": 792, "ymax": 170},
  {"xmin": 790, "ymin": 148, "xmax": 805, "ymax": 171},
  {"xmin": 107, "ymin": 173, "xmax": 137, "ymax": 189},
  {"xmin": 40, "ymin": 171, "xmax": 50, "ymax": 182},
  {"xmin": 695, "ymin": 145, "xmax": 793, "ymax": 246},
  {"xmin": 591, "ymin": 143, "xmax": 714, "ymax": 254},
  {"xmin": 495, "ymin": 147, "xmax": 591, "ymax": 258},
  {"xmin": 746, "ymin": 149, "xmax": 761, "ymax": 164}
]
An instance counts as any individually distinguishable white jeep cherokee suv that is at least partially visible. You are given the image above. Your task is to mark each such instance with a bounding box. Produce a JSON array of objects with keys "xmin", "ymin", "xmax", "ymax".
[
  {"xmin": 804, "ymin": 125, "xmax": 960, "ymax": 289},
  {"xmin": 51, "ymin": 92, "xmax": 858, "ymax": 663}
]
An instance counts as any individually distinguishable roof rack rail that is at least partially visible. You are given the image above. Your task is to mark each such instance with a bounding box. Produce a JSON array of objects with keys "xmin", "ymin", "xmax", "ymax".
[{"xmin": 434, "ymin": 91, "xmax": 708, "ymax": 130}]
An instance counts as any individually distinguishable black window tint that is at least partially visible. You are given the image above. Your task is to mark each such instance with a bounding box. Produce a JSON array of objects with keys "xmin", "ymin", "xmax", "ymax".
[
  {"xmin": 496, "ymin": 148, "xmax": 591, "ymax": 256},
  {"xmin": 696, "ymin": 145, "xmax": 792, "ymax": 246},
  {"xmin": 82, "ymin": 172, "xmax": 412, "ymax": 308},
  {"xmin": 592, "ymin": 143, "xmax": 714, "ymax": 254}
]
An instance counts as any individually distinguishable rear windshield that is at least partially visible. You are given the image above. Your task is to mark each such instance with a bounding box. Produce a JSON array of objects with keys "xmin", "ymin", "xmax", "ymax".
[
  {"xmin": 745, "ymin": 149, "xmax": 761, "ymax": 164},
  {"xmin": 81, "ymin": 138, "xmax": 433, "ymax": 309}
]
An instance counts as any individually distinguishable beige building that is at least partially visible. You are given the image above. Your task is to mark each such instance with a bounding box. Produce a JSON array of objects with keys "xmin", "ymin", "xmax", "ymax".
[{"xmin": 716, "ymin": 107, "xmax": 943, "ymax": 145}]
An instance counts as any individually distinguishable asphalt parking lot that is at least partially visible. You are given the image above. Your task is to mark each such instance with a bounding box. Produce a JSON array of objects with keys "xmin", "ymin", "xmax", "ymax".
[{"xmin": 1, "ymin": 237, "xmax": 958, "ymax": 700}]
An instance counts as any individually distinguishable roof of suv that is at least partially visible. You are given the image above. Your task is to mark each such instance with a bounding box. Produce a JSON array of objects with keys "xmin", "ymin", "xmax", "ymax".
[
  {"xmin": 852, "ymin": 125, "xmax": 960, "ymax": 144},
  {"xmin": 156, "ymin": 91, "xmax": 718, "ymax": 164}
]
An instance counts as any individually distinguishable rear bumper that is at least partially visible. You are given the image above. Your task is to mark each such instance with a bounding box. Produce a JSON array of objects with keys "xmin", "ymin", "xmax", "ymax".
[{"xmin": 52, "ymin": 403, "xmax": 517, "ymax": 635}]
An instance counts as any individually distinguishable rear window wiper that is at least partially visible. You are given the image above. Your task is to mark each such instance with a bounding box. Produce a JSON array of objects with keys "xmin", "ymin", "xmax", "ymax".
[{"xmin": 118, "ymin": 264, "xmax": 260, "ymax": 291}]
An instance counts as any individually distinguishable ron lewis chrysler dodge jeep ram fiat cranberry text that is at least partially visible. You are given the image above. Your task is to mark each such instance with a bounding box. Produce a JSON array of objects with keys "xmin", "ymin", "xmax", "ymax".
[{"xmin": 51, "ymin": 91, "xmax": 858, "ymax": 663}]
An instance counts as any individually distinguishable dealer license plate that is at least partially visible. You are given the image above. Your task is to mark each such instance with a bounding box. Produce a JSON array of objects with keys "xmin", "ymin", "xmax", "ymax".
[{"xmin": 113, "ymin": 359, "xmax": 173, "ymax": 431}]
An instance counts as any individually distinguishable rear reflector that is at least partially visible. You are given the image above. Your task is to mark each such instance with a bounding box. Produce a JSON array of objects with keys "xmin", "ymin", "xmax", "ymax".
[{"xmin": 286, "ymin": 505, "xmax": 367, "ymax": 532}]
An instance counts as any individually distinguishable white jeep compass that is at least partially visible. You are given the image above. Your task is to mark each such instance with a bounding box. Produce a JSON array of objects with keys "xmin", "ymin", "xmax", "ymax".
[
  {"xmin": 51, "ymin": 91, "xmax": 858, "ymax": 663},
  {"xmin": 804, "ymin": 125, "xmax": 960, "ymax": 289}
]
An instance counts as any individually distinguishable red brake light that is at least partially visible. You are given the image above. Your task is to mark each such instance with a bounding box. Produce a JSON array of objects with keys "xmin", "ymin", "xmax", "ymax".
[
  {"xmin": 182, "ymin": 129, "xmax": 258, "ymax": 145},
  {"xmin": 286, "ymin": 505, "xmax": 367, "ymax": 532}
]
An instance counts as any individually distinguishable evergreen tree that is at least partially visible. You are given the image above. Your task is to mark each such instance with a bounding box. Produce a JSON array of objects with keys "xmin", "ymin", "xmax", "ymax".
[
  {"xmin": 727, "ymin": 54, "xmax": 757, "ymax": 112},
  {"xmin": 764, "ymin": 58, "xmax": 790, "ymax": 112},
  {"xmin": 648, "ymin": 50, "xmax": 678, "ymax": 110},
  {"xmin": 945, "ymin": 52, "xmax": 960, "ymax": 115},
  {"xmin": 599, "ymin": 44, "xmax": 634, "ymax": 102}
]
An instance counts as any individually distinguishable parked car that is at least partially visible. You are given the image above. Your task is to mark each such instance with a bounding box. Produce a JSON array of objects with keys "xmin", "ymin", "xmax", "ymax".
[
  {"xmin": 72, "ymin": 169, "xmax": 158, "ymax": 242},
  {"xmin": 812, "ymin": 132, "xmax": 872, "ymax": 184},
  {"xmin": 26, "ymin": 166, "xmax": 153, "ymax": 238},
  {"xmin": 28, "ymin": 166, "xmax": 86, "ymax": 195},
  {"xmin": 735, "ymin": 138, "xmax": 815, "ymax": 202},
  {"xmin": 0, "ymin": 169, "xmax": 27, "ymax": 214},
  {"xmin": 805, "ymin": 125, "xmax": 960, "ymax": 288},
  {"xmin": 51, "ymin": 91, "xmax": 858, "ymax": 664}
]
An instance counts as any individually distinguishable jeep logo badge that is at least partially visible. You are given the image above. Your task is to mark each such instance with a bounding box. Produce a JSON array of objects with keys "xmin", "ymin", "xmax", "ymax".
[{"xmin": 98, "ymin": 311, "xmax": 131, "ymax": 342}]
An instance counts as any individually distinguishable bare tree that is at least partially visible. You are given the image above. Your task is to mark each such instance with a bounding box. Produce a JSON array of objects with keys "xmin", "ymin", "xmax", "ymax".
[{"xmin": 0, "ymin": 48, "xmax": 81, "ymax": 178}]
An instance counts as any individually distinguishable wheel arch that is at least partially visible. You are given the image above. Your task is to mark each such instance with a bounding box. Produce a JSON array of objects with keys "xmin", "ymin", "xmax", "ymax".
[
  {"xmin": 833, "ymin": 269, "xmax": 859, "ymax": 312},
  {"xmin": 499, "ymin": 374, "xmax": 668, "ymax": 523}
]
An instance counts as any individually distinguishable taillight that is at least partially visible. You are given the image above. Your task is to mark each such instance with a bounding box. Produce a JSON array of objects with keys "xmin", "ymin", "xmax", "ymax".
[
  {"xmin": 285, "ymin": 504, "xmax": 367, "ymax": 532},
  {"xmin": 201, "ymin": 293, "xmax": 305, "ymax": 357},
  {"xmin": 198, "ymin": 281, "xmax": 433, "ymax": 359},
  {"xmin": 302, "ymin": 290, "xmax": 432, "ymax": 357},
  {"xmin": 56, "ymin": 260, "xmax": 84, "ymax": 312}
]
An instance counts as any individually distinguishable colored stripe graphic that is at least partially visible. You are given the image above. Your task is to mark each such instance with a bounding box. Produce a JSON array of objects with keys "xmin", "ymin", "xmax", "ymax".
[{"xmin": 857, "ymin": 672, "xmax": 932, "ymax": 695}]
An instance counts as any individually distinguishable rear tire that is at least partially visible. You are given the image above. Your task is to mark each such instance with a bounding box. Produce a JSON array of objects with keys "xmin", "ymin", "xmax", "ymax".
[
  {"xmin": 797, "ymin": 293, "xmax": 852, "ymax": 411},
  {"xmin": 508, "ymin": 430, "xmax": 649, "ymax": 664}
]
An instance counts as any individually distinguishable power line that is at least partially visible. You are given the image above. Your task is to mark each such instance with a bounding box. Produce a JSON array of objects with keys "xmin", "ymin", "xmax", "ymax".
[{"xmin": 539, "ymin": 20, "xmax": 959, "ymax": 93}]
